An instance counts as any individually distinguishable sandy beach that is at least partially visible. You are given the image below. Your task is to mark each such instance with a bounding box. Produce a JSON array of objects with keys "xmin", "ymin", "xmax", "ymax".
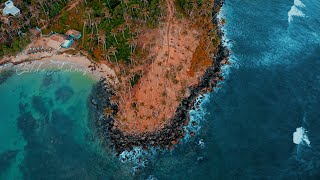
[{"xmin": 1, "ymin": 54, "xmax": 119, "ymax": 85}]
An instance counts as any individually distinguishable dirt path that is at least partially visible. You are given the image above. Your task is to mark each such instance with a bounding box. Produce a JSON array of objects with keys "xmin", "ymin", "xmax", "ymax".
[
  {"xmin": 164, "ymin": 0, "xmax": 174, "ymax": 95},
  {"xmin": 165, "ymin": 0, "xmax": 174, "ymax": 63},
  {"xmin": 67, "ymin": 0, "xmax": 81, "ymax": 11}
]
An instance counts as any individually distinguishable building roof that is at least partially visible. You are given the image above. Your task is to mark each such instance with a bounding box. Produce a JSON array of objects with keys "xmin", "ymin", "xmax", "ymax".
[
  {"xmin": 65, "ymin": 29, "xmax": 81, "ymax": 38},
  {"xmin": 2, "ymin": 1, "xmax": 20, "ymax": 16}
]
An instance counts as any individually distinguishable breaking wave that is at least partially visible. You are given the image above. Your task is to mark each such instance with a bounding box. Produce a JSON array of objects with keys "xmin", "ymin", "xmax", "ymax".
[
  {"xmin": 293, "ymin": 127, "xmax": 311, "ymax": 147},
  {"xmin": 288, "ymin": 0, "xmax": 306, "ymax": 23},
  {"xmin": 183, "ymin": 94, "xmax": 210, "ymax": 142},
  {"xmin": 119, "ymin": 147, "xmax": 159, "ymax": 173},
  {"xmin": 294, "ymin": 0, "xmax": 305, "ymax": 7}
]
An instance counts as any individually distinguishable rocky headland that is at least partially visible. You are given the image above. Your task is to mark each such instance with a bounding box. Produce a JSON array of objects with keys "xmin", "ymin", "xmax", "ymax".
[{"xmin": 90, "ymin": 0, "xmax": 230, "ymax": 153}]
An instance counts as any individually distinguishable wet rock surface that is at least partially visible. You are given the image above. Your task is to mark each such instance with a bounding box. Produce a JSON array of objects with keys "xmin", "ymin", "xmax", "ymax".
[{"xmin": 90, "ymin": 2, "xmax": 229, "ymax": 154}]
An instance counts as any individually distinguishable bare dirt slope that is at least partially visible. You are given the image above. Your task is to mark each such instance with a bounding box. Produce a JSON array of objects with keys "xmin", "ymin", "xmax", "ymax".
[{"xmin": 115, "ymin": 0, "xmax": 213, "ymax": 135}]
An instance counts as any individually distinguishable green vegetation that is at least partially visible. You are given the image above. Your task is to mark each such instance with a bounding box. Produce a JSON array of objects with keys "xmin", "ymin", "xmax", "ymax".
[
  {"xmin": 48, "ymin": 2, "xmax": 68, "ymax": 18},
  {"xmin": 130, "ymin": 73, "xmax": 142, "ymax": 87},
  {"xmin": 176, "ymin": 0, "xmax": 216, "ymax": 22},
  {"xmin": 0, "ymin": 37, "xmax": 30, "ymax": 57},
  {"xmin": 177, "ymin": 0, "xmax": 204, "ymax": 15},
  {"xmin": 45, "ymin": 0, "xmax": 163, "ymax": 63},
  {"xmin": 212, "ymin": 33, "xmax": 220, "ymax": 47},
  {"xmin": 0, "ymin": 0, "xmax": 163, "ymax": 60}
]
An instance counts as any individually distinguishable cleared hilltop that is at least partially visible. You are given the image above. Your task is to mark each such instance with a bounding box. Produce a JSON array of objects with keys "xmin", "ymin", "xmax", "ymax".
[{"xmin": 114, "ymin": 0, "xmax": 221, "ymax": 134}]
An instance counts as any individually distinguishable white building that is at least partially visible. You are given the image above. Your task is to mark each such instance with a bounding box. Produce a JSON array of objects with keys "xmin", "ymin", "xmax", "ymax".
[{"xmin": 2, "ymin": 0, "xmax": 20, "ymax": 16}]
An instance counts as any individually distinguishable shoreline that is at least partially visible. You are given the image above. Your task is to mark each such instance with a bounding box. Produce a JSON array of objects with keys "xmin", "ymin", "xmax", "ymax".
[
  {"xmin": 91, "ymin": 0, "xmax": 230, "ymax": 153},
  {"xmin": 0, "ymin": 54, "xmax": 119, "ymax": 85}
]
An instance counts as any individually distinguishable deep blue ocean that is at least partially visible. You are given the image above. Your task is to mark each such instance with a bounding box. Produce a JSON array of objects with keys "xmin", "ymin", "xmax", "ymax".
[{"xmin": 1, "ymin": 0, "xmax": 320, "ymax": 179}]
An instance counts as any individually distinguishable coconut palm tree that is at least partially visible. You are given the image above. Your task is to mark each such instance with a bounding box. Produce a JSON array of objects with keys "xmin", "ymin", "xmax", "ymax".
[
  {"xmin": 85, "ymin": 7, "xmax": 94, "ymax": 25},
  {"xmin": 133, "ymin": 26, "xmax": 141, "ymax": 36},
  {"xmin": 123, "ymin": 0, "xmax": 129, "ymax": 8},
  {"xmin": 123, "ymin": 13, "xmax": 132, "ymax": 30},
  {"xmin": 157, "ymin": 2, "xmax": 165, "ymax": 17},
  {"xmin": 105, "ymin": 0, "xmax": 111, "ymax": 8},
  {"xmin": 37, "ymin": 0, "xmax": 49, "ymax": 20},
  {"xmin": 111, "ymin": 28, "xmax": 118, "ymax": 44},
  {"xmin": 103, "ymin": 9, "xmax": 112, "ymax": 23},
  {"xmin": 94, "ymin": 17, "xmax": 102, "ymax": 35},
  {"xmin": 129, "ymin": 25, "xmax": 135, "ymax": 37},
  {"xmin": 118, "ymin": 24, "xmax": 126, "ymax": 38},
  {"xmin": 127, "ymin": 37, "xmax": 137, "ymax": 53},
  {"xmin": 131, "ymin": 4, "xmax": 140, "ymax": 14},
  {"xmin": 128, "ymin": 52, "xmax": 134, "ymax": 64},
  {"xmin": 82, "ymin": 19, "xmax": 87, "ymax": 45},
  {"xmin": 103, "ymin": 50, "xmax": 111, "ymax": 62},
  {"xmin": 141, "ymin": 8, "xmax": 149, "ymax": 22},
  {"xmin": 98, "ymin": 31, "xmax": 106, "ymax": 49},
  {"xmin": 108, "ymin": 46, "xmax": 118, "ymax": 65},
  {"xmin": 142, "ymin": 0, "xmax": 148, "ymax": 5}
]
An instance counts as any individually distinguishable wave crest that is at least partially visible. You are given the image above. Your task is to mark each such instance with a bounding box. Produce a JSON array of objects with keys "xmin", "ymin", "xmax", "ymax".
[
  {"xmin": 294, "ymin": 0, "xmax": 305, "ymax": 7},
  {"xmin": 288, "ymin": 0, "xmax": 306, "ymax": 23},
  {"xmin": 293, "ymin": 127, "xmax": 311, "ymax": 147}
]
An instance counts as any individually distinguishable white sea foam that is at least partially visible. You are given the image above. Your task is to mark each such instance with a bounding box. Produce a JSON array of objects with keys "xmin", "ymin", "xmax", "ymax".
[
  {"xmin": 288, "ymin": 4, "xmax": 306, "ymax": 23},
  {"xmin": 146, "ymin": 175, "xmax": 158, "ymax": 180},
  {"xmin": 217, "ymin": 5, "xmax": 239, "ymax": 77},
  {"xmin": 0, "ymin": 63, "xmax": 13, "ymax": 72},
  {"xmin": 198, "ymin": 139, "xmax": 205, "ymax": 148},
  {"xmin": 183, "ymin": 0, "xmax": 237, "ymax": 143},
  {"xmin": 293, "ymin": 127, "xmax": 311, "ymax": 147},
  {"xmin": 119, "ymin": 147, "xmax": 154, "ymax": 172},
  {"xmin": 294, "ymin": 0, "xmax": 305, "ymax": 7},
  {"xmin": 183, "ymin": 94, "xmax": 210, "ymax": 141}
]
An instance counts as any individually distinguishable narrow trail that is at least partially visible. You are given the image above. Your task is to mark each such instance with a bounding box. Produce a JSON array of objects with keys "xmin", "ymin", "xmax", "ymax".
[
  {"xmin": 163, "ymin": 0, "xmax": 174, "ymax": 94},
  {"xmin": 66, "ymin": 0, "xmax": 81, "ymax": 11},
  {"xmin": 165, "ymin": 0, "xmax": 174, "ymax": 63}
]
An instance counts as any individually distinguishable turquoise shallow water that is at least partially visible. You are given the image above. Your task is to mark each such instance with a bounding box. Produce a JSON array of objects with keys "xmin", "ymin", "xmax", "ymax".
[{"xmin": 0, "ymin": 71, "xmax": 134, "ymax": 179}]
